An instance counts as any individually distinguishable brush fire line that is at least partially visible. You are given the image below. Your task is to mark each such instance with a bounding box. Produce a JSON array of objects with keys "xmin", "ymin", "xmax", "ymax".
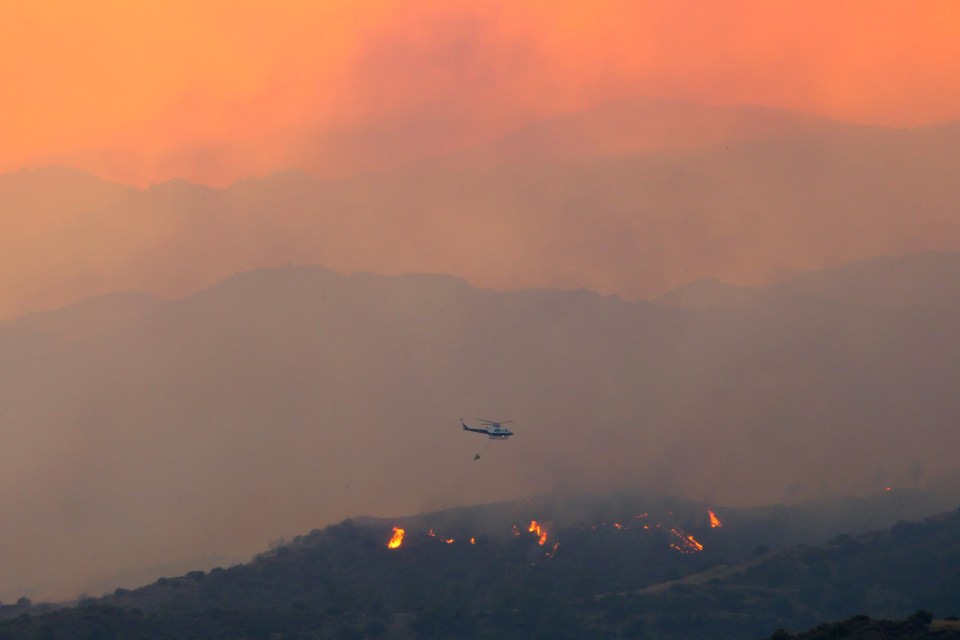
[
  {"xmin": 669, "ymin": 527, "xmax": 704, "ymax": 554},
  {"xmin": 388, "ymin": 509, "xmax": 718, "ymax": 554}
]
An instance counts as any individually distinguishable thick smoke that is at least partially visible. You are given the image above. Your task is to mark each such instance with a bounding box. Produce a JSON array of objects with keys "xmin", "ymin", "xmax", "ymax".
[{"xmin": 2, "ymin": 255, "xmax": 960, "ymax": 601}]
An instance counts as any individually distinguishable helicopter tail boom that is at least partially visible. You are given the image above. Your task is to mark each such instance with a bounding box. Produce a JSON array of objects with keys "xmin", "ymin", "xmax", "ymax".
[{"xmin": 462, "ymin": 420, "xmax": 487, "ymax": 434}]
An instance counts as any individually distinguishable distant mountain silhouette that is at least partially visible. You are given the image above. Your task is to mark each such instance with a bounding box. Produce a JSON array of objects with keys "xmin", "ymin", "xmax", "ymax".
[
  {"xmin": 3, "ymin": 100, "xmax": 960, "ymax": 317},
  {"xmin": 0, "ymin": 166, "xmax": 132, "ymax": 213},
  {"xmin": 482, "ymin": 97, "xmax": 848, "ymax": 162},
  {"xmin": 4, "ymin": 291, "xmax": 165, "ymax": 342},
  {"xmin": 655, "ymin": 278, "xmax": 763, "ymax": 311},
  {"xmin": 657, "ymin": 251, "xmax": 960, "ymax": 311}
]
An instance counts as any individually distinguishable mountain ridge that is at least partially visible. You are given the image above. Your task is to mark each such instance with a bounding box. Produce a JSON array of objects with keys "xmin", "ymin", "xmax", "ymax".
[{"xmin": 4, "ymin": 99, "xmax": 960, "ymax": 317}]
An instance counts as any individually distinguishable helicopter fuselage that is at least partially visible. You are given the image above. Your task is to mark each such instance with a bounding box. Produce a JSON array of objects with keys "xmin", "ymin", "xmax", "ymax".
[{"xmin": 462, "ymin": 420, "xmax": 514, "ymax": 439}]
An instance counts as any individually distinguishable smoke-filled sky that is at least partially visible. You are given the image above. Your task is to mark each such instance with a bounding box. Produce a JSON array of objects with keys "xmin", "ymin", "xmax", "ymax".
[
  {"xmin": 4, "ymin": 0, "xmax": 960, "ymax": 186},
  {"xmin": 5, "ymin": 0, "xmax": 960, "ymax": 605}
]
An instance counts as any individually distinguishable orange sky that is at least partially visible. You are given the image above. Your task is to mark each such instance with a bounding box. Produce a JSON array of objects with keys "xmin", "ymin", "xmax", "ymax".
[{"xmin": 3, "ymin": 0, "xmax": 960, "ymax": 186}]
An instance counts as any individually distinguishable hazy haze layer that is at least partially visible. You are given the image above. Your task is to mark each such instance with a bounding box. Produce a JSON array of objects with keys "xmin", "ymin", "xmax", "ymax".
[
  {"xmin": 3, "ymin": 101, "xmax": 960, "ymax": 319},
  {"xmin": 2, "ymin": 253, "xmax": 960, "ymax": 601},
  {"xmin": 5, "ymin": 1, "xmax": 960, "ymax": 185}
]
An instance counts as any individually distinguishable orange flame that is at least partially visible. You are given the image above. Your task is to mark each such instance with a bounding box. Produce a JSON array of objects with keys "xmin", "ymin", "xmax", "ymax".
[
  {"xmin": 470, "ymin": 537, "xmax": 476, "ymax": 545},
  {"xmin": 708, "ymin": 509, "xmax": 723, "ymax": 528},
  {"xmin": 669, "ymin": 527, "xmax": 704, "ymax": 554},
  {"xmin": 426, "ymin": 528, "xmax": 454, "ymax": 543},
  {"xmin": 387, "ymin": 527, "xmax": 405, "ymax": 549},
  {"xmin": 529, "ymin": 520, "xmax": 548, "ymax": 545}
]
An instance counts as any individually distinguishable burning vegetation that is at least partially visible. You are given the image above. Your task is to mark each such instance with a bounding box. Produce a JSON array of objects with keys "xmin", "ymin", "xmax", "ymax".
[
  {"xmin": 385, "ymin": 508, "xmax": 718, "ymax": 557},
  {"xmin": 387, "ymin": 527, "xmax": 405, "ymax": 549},
  {"xmin": 708, "ymin": 509, "xmax": 723, "ymax": 528},
  {"xmin": 528, "ymin": 520, "xmax": 549, "ymax": 545},
  {"xmin": 669, "ymin": 528, "xmax": 704, "ymax": 554}
]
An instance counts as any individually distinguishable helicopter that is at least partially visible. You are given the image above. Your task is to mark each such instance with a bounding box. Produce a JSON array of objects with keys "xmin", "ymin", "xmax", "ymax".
[{"xmin": 462, "ymin": 418, "xmax": 515, "ymax": 439}]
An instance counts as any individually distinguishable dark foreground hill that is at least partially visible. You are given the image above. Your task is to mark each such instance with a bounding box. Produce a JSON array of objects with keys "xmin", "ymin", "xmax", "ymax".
[
  {"xmin": 2, "ymin": 492, "xmax": 959, "ymax": 640},
  {"xmin": 764, "ymin": 612, "xmax": 960, "ymax": 640}
]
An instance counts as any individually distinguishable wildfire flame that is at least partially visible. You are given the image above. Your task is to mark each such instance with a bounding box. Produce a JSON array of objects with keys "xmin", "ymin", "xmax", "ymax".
[
  {"xmin": 388, "ymin": 507, "xmax": 728, "ymax": 557},
  {"xmin": 387, "ymin": 527, "xmax": 405, "ymax": 549},
  {"xmin": 425, "ymin": 528, "xmax": 456, "ymax": 543},
  {"xmin": 708, "ymin": 509, "xmax": 723, "ymax": 528},
  {"xmin": 528, "ymin": 520, "xmax": 548, "ymax": 545},
  {"xmin": 669, "ymin": 527, "xmax": 704, "ymax": 554}
]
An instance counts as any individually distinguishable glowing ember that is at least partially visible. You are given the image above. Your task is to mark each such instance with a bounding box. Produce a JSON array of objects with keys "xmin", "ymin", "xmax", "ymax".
[
  {"xmin": 669, "ymin": 527, "xmax": 704, "ymax": 554},
  {"xmin": 546, "ymin": 542, "xmax": 560, "ymax": 557},
  {"xmin": 426, "ymin": 528, "xmax": 455, "ymax": 543},
  {"xmin": 470, "ymin": 537, "xmax": 476, "ymax": 545},
  {"xmin": 528, "ymin": 520, "xmax": 548, "ymax": 545},
  {"xmin": 613, "ymin": 523, "xmax": 623, "ymax": 530},
  {"xmin": 708, "ymin": 509, "xmax": 723, "ymax": 528},
  {"xmin": 884, "ymin": 487, "xmax": 893, "ymax": 492},
  {"xmin": 387, "ymin": 527, "xmax": 405, "ymax": 549}
]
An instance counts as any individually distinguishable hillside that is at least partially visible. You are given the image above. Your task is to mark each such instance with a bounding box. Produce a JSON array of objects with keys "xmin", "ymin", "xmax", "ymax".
[
  {"xmin": 712, "ymin": 508, "xmax": 960, "ymax": 624},
  {"xmin": 90, "ymin": 489, "xmax": 960, "ymax": 614},
  {"xmin": 1, "ymin": 494, "xmax": 958, "ymax": 639}
]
